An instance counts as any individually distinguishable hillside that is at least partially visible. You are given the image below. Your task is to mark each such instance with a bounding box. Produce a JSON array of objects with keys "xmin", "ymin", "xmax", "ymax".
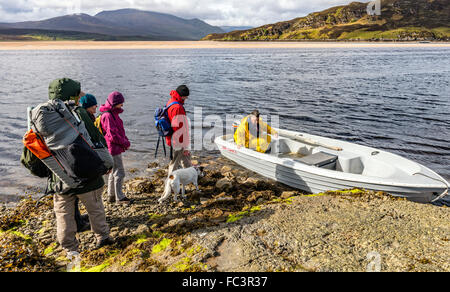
[
  {"xmin": 0, "ymin": 14, "xmax": 136, "ymax": 36},
  {"xmin": 95, "ymin": 9, "xmax": 223, "ymax": 40},
  {"xmin": 0, "ymin": 9, "xmax": 224, "ymax": 41},
  {"xmin": 203, "ymin": 0, "xmax": 450, "ymax": 41},
  {"xmin": 220, "ymin": 26, "xmax": 254, "ymax": 32}
]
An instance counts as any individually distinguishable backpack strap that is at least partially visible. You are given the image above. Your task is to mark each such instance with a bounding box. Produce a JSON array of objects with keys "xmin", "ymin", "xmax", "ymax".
[
  {"xmin": 154, "ymin": 103, "xmax": 180, "ymax": 158},
  {"xmin": 164, "ymin": 102, "xmax": 181, "ymax": 114}
]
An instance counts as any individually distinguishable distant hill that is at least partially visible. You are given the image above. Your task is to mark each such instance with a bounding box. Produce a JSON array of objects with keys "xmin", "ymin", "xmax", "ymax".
[
  {"xmin": 0, "ymin": 9, "xmax": 224, "ymax": 41},
  {"xmin": 95, "ymin": 9, "xmax": 224, "ymax": 40},
  {"xmin": 0, "ymin": 14, "xmax": 136, "ymax": 36},
  {"xmin": 0, "ymin": 27, "xmax": 159, "ymax": 41},
  {"xmin": 204, "ymin": 0, "xmax": 450, "ymax": 41},
  {"xmin": 220, "ymin": 26, "xmax": 254, "ymax": 33}
]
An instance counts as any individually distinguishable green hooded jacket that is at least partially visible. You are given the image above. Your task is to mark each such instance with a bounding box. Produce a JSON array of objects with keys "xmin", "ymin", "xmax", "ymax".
[{"xmin": 47, "ymin": 78, "xmax": 104, "ymax": 195}]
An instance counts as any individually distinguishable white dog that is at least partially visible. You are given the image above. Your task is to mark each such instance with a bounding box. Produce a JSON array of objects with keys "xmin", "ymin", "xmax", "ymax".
[{"xmin": 159, "ymin": 166, "xmax": 205, "ymax": 204}]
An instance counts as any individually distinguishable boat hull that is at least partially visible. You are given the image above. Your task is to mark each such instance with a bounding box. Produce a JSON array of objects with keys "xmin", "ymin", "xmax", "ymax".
[{"xmin": 216, "ymin": 135, "xmax": 448, "ymax": 203}]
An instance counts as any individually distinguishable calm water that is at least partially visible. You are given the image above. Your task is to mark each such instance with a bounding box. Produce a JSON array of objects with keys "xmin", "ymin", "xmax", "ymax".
[{"xmin": 0, "ymin": 47, "xmax": 449, "ymax": 203}]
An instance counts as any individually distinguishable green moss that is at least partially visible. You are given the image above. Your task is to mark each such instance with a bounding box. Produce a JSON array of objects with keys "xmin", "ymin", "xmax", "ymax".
[
  {"xmin": 43, "ymin": 243, "xmax": 58, "ymax": 256},
  {"xmin": 152, "ymin": 238, "xmax": 173, "ymax": 254},
  {"xmin": 135, "ymin": 238, "xmax": 148, "ymax": 244},
  {"xmin": 250, "ymin": 206, "xmax": 262, "ymax": 212},
  {"xmin": 168, "ymin": 257, "xmax": 191, "ymax": 272},
  {"xmin": 148, "ymin": 213, "xmax": 163, "ymax": 221},
  {"xmin": 9, "ymin": 230, "xmax": 32, "ymax": 242},
  {"xmin": 128, "ymin": 248, "xmax": 143, "ymax": 257},
  {"xmin": 227, "ymin": 211, "xmax": 250, "ymax": 223},
  {"xmin": 227, "ymin": 206, "xmax": 262, "ymax": 223},
  {"xmin": 134, "ymin": 234, "xmax": 149, "ymax": 245},
  {"xmin": 334, "ymin": 189, "xmax": 364, "ymax": 194},
  {"xmin": 36, "ymin": 228, "xmax": 46, "ymax": 235},
  {"xmin": 83, "ymin": 262, "xmax": 110, "ymax": 272},
  {"xmin": 186, "ymin": 245, "xmax": 205, "ymax": 257},
  {"xmin": 167, "ymin": 257, "xmax": 207, "ymax": 272}
]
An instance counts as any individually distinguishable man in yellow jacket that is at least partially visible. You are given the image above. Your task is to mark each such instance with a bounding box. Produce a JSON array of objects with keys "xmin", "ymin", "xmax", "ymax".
[{"xmin": 234, "ymin": 110, "xmax": 278, "ymax": 153}]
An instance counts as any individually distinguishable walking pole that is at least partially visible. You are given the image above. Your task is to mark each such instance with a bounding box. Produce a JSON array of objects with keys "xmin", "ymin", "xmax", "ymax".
[
  {"xmin": 155, "ymin": 136, "xmax": 161, "ymax": 158},
  {"xmin": 162, "ymin": 137, "xmax": 167, "ymax": 157}
]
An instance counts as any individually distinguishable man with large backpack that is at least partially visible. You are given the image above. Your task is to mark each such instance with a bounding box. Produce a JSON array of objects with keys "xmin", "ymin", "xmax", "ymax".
[
  {"xmin": 165, "ymin": 85, "xmax": 192, "ymax": 175},
  {"xmin": 27, "ymin": 78, "xmax": 114, "ymax": 254}
]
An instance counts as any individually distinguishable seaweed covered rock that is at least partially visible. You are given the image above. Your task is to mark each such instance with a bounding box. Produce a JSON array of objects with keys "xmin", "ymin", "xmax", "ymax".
[
  {"xmin": 0, "ymin": 231, "xmax": 57, "ymax": 272},
  {"xmin": 125, "ymin": 179, "xmax": 155, "ymax": 195},
  {"xmin": 0, "ymin": 198, "xmax": 38, "ymax": 231}
]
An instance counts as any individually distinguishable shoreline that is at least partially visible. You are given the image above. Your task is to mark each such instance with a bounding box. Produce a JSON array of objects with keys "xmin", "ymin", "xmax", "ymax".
[
  {"xmin": 1, "ymin": 40, "xmax": 450, "ymax": 50},
  {"xmin": 0, "ymin": 154, "xmax": 449, "ymax": 272}
]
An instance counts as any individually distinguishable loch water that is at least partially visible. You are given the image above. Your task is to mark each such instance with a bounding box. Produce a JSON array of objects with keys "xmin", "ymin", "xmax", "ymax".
[{"xmin": 0, "ymin": 46, "xmax": 448, "ymax": 203}]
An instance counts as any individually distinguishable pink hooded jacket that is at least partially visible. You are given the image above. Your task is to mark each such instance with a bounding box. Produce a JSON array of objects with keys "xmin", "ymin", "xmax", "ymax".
[{"xmin": 99, "ymin": 92, "xmax": 130, "ymax": 156}]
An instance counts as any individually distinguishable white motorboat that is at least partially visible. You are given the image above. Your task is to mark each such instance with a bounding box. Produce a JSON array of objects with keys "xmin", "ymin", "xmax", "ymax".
[{"xmin": 215, "ymin": 128, "xmax": 449, "ymax": 203}]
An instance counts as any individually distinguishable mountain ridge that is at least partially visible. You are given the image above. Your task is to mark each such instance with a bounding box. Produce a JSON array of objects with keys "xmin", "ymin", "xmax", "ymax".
[{"xmin": 0, "ymin": 9, "xmax": 224, "ymax": 41}]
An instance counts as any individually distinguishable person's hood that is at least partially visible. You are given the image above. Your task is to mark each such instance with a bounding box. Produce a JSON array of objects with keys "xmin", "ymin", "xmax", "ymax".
[
  {"xmin": 100, "ymin": 92, "xmax": 125, "ymax": 114},
  {"xmin": 48, "ymin": 78, "xmax": 81, "ymax": 101},
  {"xmin": 169, "ymin": 90, "xmax": 185, "ymax": 105}
]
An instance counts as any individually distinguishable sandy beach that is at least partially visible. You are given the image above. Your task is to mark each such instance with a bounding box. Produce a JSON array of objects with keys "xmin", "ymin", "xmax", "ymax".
[{"xmin": 1, "ymin": 41, "xmax": 450, "ymax": 50}]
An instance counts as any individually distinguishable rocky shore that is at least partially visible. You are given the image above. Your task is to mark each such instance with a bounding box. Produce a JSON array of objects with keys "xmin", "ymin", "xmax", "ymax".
[{"xmin": 0, "ymin": 154, "xmax": 448, "ymax": 272}]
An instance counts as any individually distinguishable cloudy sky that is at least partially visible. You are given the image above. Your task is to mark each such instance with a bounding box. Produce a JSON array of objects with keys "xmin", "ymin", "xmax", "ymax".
[{"xmin": 0, "ymin": 0, "xmax": 365, "ymax": 26}]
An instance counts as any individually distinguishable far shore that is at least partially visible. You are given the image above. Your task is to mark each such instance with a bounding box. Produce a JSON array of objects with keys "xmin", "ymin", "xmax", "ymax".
[{"xmin": 1, "ymin": 40, "xmax": 450, "ymax": 50}]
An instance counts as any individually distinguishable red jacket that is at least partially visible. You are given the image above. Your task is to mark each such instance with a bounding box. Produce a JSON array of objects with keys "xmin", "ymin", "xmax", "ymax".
[{"xmin": 166, "ymin": 90, "xmax": 189, "ymax": 148}]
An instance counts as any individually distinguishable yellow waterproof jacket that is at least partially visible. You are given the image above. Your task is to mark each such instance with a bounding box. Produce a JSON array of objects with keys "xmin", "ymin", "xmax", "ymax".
[{"xmin": 234, "ymin": 116, "xmax": 277, "ymax": 153}]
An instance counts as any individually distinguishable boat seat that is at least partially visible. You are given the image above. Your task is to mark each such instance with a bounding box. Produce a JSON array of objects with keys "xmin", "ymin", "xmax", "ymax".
[
  {"xmin": 271, "ymin": 138, "xmax": 314, "ymax": 156},
  {"xmin": 336, "ymin": 152, "xmax": 364, "ymax": 175},
  {"xmin": 297, "ymin": 152, "xmax": 338, "ymax": 170}
]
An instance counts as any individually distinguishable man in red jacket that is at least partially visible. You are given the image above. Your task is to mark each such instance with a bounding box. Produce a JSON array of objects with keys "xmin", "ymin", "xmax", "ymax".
[{"xmin": 166, "ymin": 85, "xmax": 192, "ymax": 175}]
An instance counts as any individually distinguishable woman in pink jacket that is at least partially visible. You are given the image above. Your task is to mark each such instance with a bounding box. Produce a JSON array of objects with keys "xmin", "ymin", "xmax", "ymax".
[{"xmin": 100, "ymin": 92, "xmax": 132, "ymax": 204}]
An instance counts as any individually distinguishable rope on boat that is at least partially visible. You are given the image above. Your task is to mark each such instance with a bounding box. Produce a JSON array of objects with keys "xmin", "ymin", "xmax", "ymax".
[{"xmin": 413, "ymin": 172, "xmax": 449, "ymax": 203}]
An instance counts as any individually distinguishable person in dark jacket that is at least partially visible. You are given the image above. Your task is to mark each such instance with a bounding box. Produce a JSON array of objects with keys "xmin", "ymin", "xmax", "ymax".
[
  {"xmin": 79, "ymin": 93, "xmax": 107, "ymax": 147},
  {"xmin": 80, "ymin": 94, "xmax": 98, "ymax": 120},
  {"xmin": 47, "ymin": 78, "xmax": 113, "ymax": 253}
]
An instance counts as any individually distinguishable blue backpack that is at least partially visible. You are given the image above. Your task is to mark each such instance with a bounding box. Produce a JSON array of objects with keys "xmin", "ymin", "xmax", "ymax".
[{"xmin": 154, "ymin": 102, "xmax": 180, "ymax": 158}]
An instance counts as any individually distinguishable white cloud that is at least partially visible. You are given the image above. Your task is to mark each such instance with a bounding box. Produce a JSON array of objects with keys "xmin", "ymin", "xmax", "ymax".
[{"xmin": 0, "ymin": 0, "xmax": 361, "ymax": 26}]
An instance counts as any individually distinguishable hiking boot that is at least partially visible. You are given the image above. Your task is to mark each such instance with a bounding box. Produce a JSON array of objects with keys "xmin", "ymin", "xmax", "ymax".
[
  {"xmin": 117, "ymin": 197, "xmax": 133, "ymax": 204},
  {"xmin": 96, "ymin": 237, "xmax": 115, "ymax": 249},
  {"xmin": 108, "ymin": 196, "xmax": 116, "ymax": 203}
]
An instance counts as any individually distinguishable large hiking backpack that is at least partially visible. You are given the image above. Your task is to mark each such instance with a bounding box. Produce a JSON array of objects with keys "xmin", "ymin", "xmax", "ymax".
[
  {"xmin": 20, "ymin": 134, "xmax": 51, "ymax": 178},
  {"xmin": 23, "ymin": 99, "xmax": 113, "ymax": 193},
  {"xmin": 154, "ymin": 102, "xmax": 180, "ymax": 158}
]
